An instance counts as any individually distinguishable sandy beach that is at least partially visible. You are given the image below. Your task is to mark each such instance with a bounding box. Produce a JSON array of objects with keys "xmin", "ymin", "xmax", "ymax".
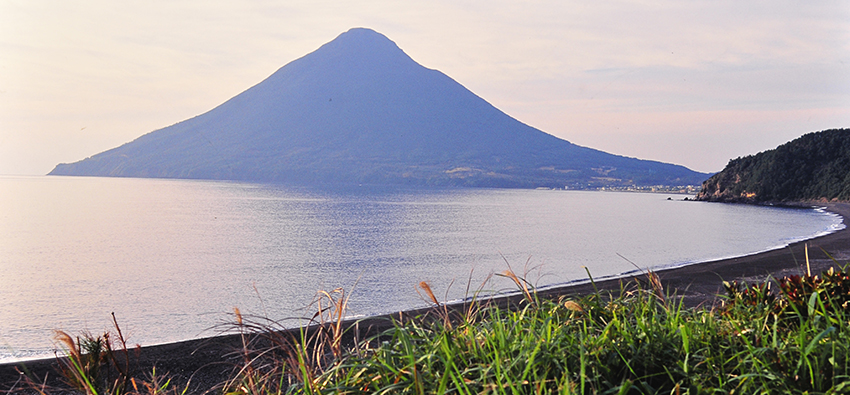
[{"xmin": 4, "ymin": 202, "xmax": 848, "ymax": 393}]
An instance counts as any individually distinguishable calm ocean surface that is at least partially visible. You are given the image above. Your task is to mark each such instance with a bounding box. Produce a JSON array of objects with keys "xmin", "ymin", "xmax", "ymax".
[{"xmin": 0, "ymin": 175, "xmax": 844, "ymax": 362}]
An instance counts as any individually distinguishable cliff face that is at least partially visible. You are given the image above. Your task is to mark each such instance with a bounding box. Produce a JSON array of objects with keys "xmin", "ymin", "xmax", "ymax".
[
  {"xmin": 49, "ymin": 28, "xmax": 709, "ymax": 188},
  {"xmin": 695, "ymin": 128, "xmax": 850, "ymax": 203},
  {"xmin": 696, "ymin": 170, "xmax": 758, "ymax": 203}
]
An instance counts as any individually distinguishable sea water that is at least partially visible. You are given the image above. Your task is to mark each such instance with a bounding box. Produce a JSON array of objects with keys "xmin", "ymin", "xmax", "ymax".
[{"xmin": 0, "ymin": 175, "xmax": 843, "ymax": 362}]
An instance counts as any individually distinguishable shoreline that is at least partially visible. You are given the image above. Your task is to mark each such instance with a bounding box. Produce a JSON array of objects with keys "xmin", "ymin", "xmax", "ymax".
[
  {"xmin": 4, "ymin": 202, "xmax": 849, "ymax": 392},
  {"xmin": 646, "ymin": 202, "xmax": 850, "ymax": 305},
  {"xmin": 523, "ymin": 201, "xmax": 848, "ymax": 304}
]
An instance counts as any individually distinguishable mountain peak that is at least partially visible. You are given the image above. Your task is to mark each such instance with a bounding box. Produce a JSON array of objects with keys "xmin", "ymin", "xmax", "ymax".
[
  {"xmin": 49, "ymin": 28, "xmax": 709, "ymax": 188},
  {"xmin": 295, "ymin": 27, "xmax": 417, "ymax": 75},
  {"xmin": 336, "ymin": 27, "xmax": 394, "ymax": 44},
  {"xmin": 318, "ymin": 27, "xmax": 400, "ymax": 54}
]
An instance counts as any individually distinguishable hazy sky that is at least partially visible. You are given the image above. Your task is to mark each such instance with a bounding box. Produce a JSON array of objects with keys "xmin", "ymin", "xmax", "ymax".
[{"xmin": 2, "ymin": 1, "xmax": 848, "ymax": 175}]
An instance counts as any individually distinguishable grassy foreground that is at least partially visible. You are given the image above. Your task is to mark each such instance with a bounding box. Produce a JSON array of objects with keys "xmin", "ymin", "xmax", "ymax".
[{"xmin": 15, "ymin": 264, "xmax": 850, "ymax": 394}]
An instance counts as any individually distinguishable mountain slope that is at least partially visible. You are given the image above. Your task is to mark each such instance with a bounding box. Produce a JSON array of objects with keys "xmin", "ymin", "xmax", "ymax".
[
  {"xmin": 50, "ymin": 28, "xmax": 709, "ymax": 188},
  {"xmin": 696, "ymin": 128, "xmax": 850, "ymax": 203}
]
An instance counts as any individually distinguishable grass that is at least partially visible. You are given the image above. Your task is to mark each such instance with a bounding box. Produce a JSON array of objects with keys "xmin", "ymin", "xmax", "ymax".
[
  {"xmin": 10, "ymin": 261, "xmax": 850, "ymax": 394},
  {"xmin": 27, "ymin": 313, "xmax": 188, "ymax": 395},
  {"xmin": 225, "ymin": 265, "xmax": 850, "ymax": 394},
  {"xmin": 306, "ymin": 279, "xmax": 848, "ymax": 394}
]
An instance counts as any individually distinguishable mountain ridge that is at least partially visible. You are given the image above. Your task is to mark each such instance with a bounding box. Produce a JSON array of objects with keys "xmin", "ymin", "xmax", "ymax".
[{"xmin": 50, "ymin": 28, "xmax": 709, "ymax": 188}]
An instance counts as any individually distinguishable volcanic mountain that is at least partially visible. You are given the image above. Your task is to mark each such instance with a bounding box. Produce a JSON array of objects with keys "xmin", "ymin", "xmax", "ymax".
[{"xmin": 50, "ymin": 28, "xmax": 709, "ymax": 188}]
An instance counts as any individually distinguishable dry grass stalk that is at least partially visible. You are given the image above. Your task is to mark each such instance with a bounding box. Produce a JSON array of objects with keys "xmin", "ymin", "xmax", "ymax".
[
  {"xmin": 806, "ymin": 242, "xmax": 812, "ymax": 277},
  {"xmin": 417, "ymin": 280, "xmax": 456, "ymax": 330},
  {"xmin": 312, "ymin": 287, "xmax": 351, "ymax": 361},
  {"xmin": 617, "ymin": 253, "xmax": 666, "ymax": 306},
  {"xmin": 563, "ymin": 300, "xmax": 584, "ymax": 313},
  {"xmin": 223, "ymin": 310, "xmax": 311, "ymax": 393},
  {"xmin": 417, "ymin": 281, "xmax": 440, "ymax": 306},
  {"xmin": 647, "ymin": 270, "xmax": 666, "ymax": 306},
  {"xmin": 223, "ymin": 285, "xmax": 357, "ymax": 393},
  {"xmin": 48, "ymin": 314, "xmax": 141, "ymax": 395},
  {"xmin": 500, "ymin": 269, "xmax": 536, "ymax": 307},
  {"xmin": 497, "ymin": 255, "xmax": 540, "ymax": 307}
]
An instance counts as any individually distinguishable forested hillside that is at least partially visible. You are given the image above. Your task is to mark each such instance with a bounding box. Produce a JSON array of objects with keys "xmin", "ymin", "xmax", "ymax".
[{"xmin": 696, "ymin": 128, "xmax": 850, "ymax": 202}]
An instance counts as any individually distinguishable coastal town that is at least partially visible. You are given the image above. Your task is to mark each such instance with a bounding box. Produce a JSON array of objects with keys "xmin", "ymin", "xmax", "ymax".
[{"xmin": 548, "ymin": 184, "xmax": 702, "ymax": 194}]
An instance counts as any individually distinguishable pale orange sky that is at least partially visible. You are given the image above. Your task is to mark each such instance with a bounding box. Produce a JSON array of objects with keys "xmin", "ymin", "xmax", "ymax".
[{"xmin": 2, "ymin": 0, "xmax": 849, "ymax": 175}]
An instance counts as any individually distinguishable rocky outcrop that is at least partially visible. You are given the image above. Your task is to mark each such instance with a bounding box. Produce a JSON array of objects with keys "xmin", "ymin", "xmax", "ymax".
[{"xmin": 695, "ymin": 172, "xmax": 757, "ymax": 202}]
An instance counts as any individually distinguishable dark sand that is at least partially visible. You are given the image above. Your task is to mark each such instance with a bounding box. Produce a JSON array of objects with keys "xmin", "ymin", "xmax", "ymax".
[{"xmin": 4, "ymin": 202, "xmax": 849, "ymax": 393}]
